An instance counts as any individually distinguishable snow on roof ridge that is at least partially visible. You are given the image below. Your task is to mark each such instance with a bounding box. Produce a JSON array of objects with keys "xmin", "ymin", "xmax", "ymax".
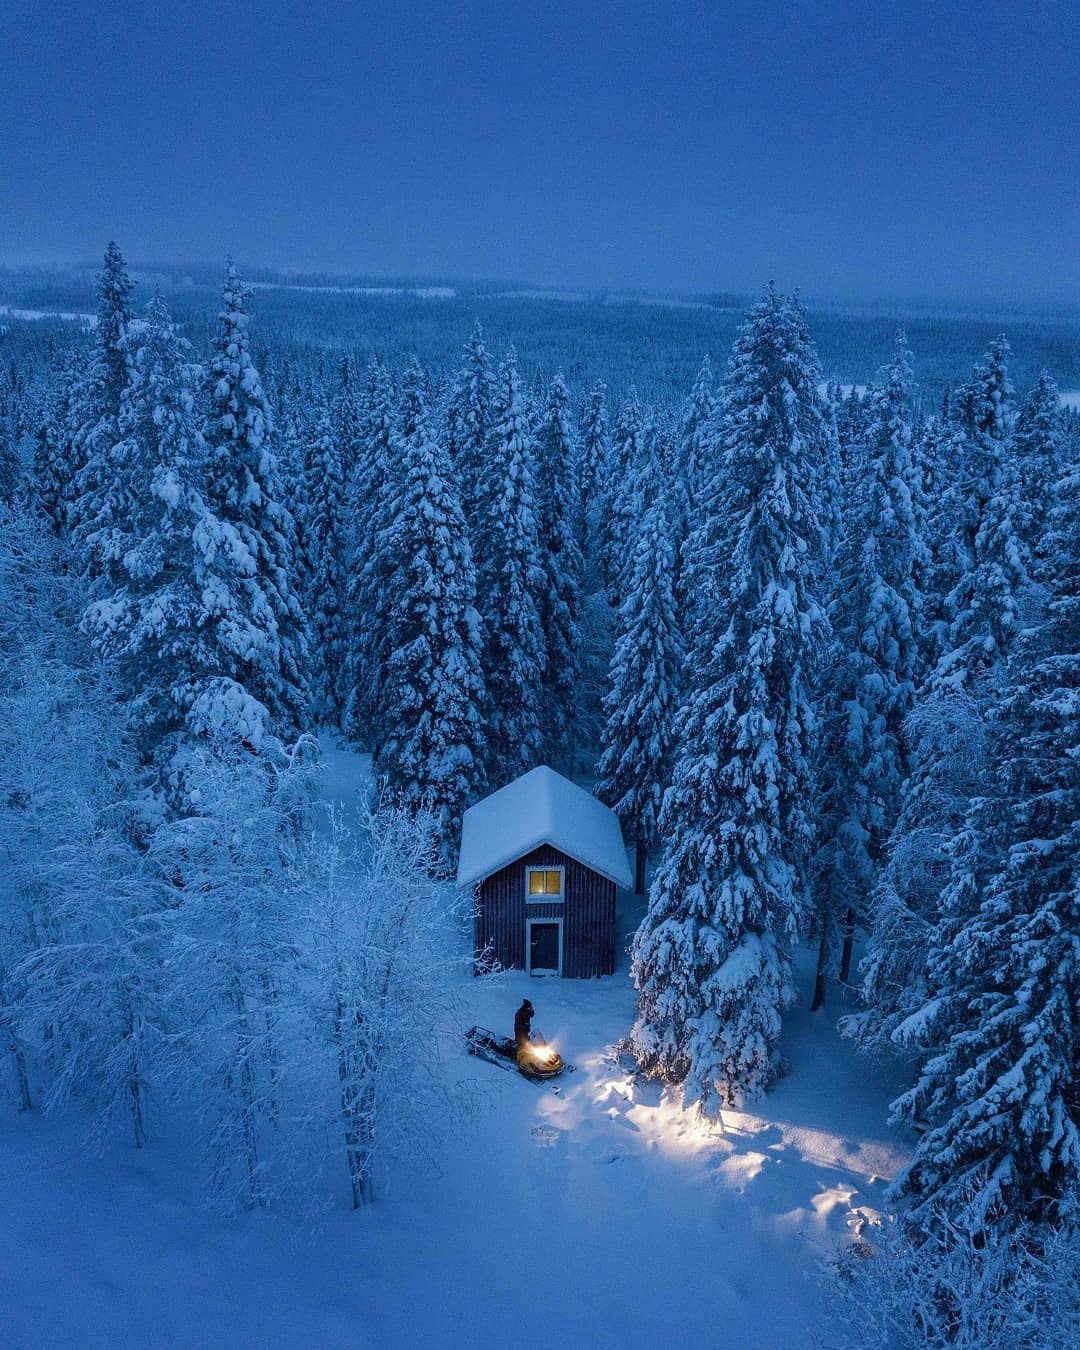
[{"xmin": 456, "ymin": 764, "xmax": 633, "ymax": 890}]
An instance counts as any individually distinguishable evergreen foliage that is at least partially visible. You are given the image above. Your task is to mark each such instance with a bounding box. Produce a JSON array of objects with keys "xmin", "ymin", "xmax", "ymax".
[
  {"xmin": 595, "ymin": 455, "xmax": 682, "ymax": 893},
  {"xmin": 598, "ymin": 388, "xmax": 645, "ymax": 607},
  {"xmin": 342, "ymin": 360, "xmax": 398, "ymax": 746},
  {"xmin": 814, "ymin": 334, "xmax": 924, "ymax": 1001},
  {"xmin": 578, "ymin": 380, "xmax": 608, "ymax": 547},
  {"xmin": 473, "ymin": 348, "xmax": 545, "ymax": 780},
  {"xmin": 534, "ymin": 372, "xmax": 585, "ymax": 765},
  {"xmin": 446, "ymin": 321, "xmax": 493, "ymax": 528},
  {"xmin": 203, "ymin": 263, "xmax": 308, "ymax": 735},
  {"xmin": 630, "ymin": 287, "xmax": 830, "ymax": 1110},
  {"xmin": 374, "ymin": 363, "xmax": 487, "ymax": 863},
  {"xmin": 31, "ymin": 348, "xmax": 82, "ymax": 531},
  {"xmin": 301, "ymin": 397, "xmax": 349, "ymax": 720},
  {"xmin": 1012, "ymin": 370, "xmax": 1066, "ymax": 579},
  {"xmin": 80, "ymin": 294, "xmax": 262, "ymax": 799},
  {"xmin": 889, "ymin": 459, "xmax": 1080, "ymax": 1233},
  {"xmin": 70, "ymin": 243, "xmax": 136, "ymax": 564}
]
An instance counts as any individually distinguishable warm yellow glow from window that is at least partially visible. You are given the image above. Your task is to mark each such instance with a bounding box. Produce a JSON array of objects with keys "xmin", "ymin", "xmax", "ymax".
[{"xmin": 527, "ymin": 869, "xmax": 564, "ymax": 896}]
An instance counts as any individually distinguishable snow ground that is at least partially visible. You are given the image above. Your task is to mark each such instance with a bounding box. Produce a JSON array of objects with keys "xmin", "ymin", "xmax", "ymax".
[{"xmin": 1, "ymin": 745, "xmax": 913, "ymax": 1350}]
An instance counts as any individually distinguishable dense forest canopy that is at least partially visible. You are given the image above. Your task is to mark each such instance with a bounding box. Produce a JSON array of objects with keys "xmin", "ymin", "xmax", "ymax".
[{"xmin": 2, "ymin": 246, "xmax": 1078, "ymax": 1343}]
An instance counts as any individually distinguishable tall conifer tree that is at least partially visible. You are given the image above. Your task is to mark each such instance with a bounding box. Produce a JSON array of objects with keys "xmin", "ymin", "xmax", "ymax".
[
  {"xmin": 81, "ymin": 295, "xmax": 262, "ymax": 800},
  {"xmin": 630, "ymin": 287, "xmax": 830, "ymax": 1110},
  {"xmin": 375, "ymin": 364, "xmax": 487, "ymax": 864},
  {"xmin": 598, "ymin": 389, "xmax": 645, "ymax": 608},
  {"xmin": 446, "ymin": 321, "xmax": 493, "ymax": 528},
  {"xmin": 888, "ymin": 456, "xmax": 1080, "ymax": 1235},
  {"xmin": 70, "ymin": 242, "xmax": 136, "ymax": 565},
  {"xmin": 342, "ymin": 360, "xmax": 398, "ymax": 746},
  {"xmin": 578, "ymin": 380, "xmax": 609, "ymax": 549},
  {"xmin": 813, "ymin": 333, "xmax": 925, "ymax": 1005},
  {"xmin": 535, "ymin": 372, "xmax": 584, "ymax": 766},
  {"xmin": 596, "ymin": 454, "xmax": 682, "ymax": 895},
  {"xmin": 203, "ymin": 262, "xmax": 308, "ymax": 735},
  {"xmin": 474, "ymin": 348, "xmax": 545, "ymax": 779}
]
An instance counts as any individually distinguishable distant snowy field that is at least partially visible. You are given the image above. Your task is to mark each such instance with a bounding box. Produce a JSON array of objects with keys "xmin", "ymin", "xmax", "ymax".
[
  {"xmin": 0, "ymin": 747, "xmax": 913, "ymax": 1350},
  {"xmin": 0, "ymin": 304, "xmax": 96, "ymax": 326}
]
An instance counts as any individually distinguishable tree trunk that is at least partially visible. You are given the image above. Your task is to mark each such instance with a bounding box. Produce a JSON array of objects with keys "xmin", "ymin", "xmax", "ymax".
[
  {"xmin": 260, "ymin": 969, "xmax": 282, "ymax": 1126},
  {"xmin": 811, "ymin": 921, "xmax": 830, "ymax": 1012},
  {"xmin": 231, "ymin": 982, "xmax": 262, "ymax": 1206},
  {"xmin": 634, "ymin": 840, "xmax": 647, "ymax": 896},
  {"xmin": 123, "ymin": 999, "xmax": 146, "ymax": 1149},
  {"xmin": 838, "ymin": 908, "xmax": 856, "ymax": 984},
  {"xmin": 4, "ymin": 1025, "xmax": 32, "ymax": 1113},
  {"xmin": 336, "ymin": 1002, "xmax": 365, "ymax": 1209}
]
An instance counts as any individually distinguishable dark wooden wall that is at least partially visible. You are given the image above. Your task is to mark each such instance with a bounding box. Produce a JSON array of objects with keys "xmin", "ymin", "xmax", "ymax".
[{"xmin": 474, "ymin": 844, "xmax": 616, "ymax": 978}]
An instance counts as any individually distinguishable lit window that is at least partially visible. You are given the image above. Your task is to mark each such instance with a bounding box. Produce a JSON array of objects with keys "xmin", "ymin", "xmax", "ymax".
[{"xmin": 527, "ymin": 868, "xmax": 563, "ymax": 897}]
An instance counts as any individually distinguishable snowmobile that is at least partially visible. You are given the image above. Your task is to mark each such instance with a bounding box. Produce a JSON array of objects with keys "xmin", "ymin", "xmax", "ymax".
[{"xmin": 465, "ymin": 1025, "xmax": 569, "ymax": 1082}]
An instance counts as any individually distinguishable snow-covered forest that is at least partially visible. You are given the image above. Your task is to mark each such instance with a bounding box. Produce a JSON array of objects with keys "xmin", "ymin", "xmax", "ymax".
[{"xmin": 2, "ymin": 244, "xmax": 1079, "ymax": 1346}]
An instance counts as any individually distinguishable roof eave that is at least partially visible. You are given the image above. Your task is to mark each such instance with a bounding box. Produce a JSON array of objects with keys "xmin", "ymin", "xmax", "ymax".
[{"xmin": 457, "ymin": 837, "xmax": 632, "ymax": 892}]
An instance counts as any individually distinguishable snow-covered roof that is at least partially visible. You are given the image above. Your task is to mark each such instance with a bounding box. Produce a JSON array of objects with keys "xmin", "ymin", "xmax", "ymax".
[{"xmin": 457, "ymin": 765, "xmax": 633, "ymax": 890}]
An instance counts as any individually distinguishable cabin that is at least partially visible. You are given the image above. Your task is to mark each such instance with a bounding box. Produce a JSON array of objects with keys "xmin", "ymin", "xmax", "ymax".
[{"xmin": 457, "ymin": 766, "xmax": 633, "ymax": 978}]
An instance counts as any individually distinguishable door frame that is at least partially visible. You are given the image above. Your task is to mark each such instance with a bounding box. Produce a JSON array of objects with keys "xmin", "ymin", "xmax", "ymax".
[{"xmin": 525, "ymin": 916, "xmax": 564, "ymax": 977}]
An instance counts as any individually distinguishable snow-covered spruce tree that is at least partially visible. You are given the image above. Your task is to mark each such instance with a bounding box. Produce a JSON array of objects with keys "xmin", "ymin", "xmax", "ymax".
[
  {"xmin": 374, "ymin": 362, "xmax": 487, "ymax": 865},
  {"xmin": 272, "ymin": 396, "xmax": 309, "ymax": 552},
  {"xmin": 0, "ymin": 382, "xmax": 23, "ymax": 507},
  {"xmin": 301, "ymin": 397, "xmax": 350, "ymax": 721},
  {"xmin": 672, "ymin": 355, "xmax": 717, "ymax": 607},
  {"xmin": 910, "ymin": 411, "xmax": 968, "ymax": 669},
  {"xmin": 68, "ymin": 242, "xmax": 136, "ymax": 559},
  {"xmin": 31, "ymin": 348, "xmax": 83, "ymax": 533},
  {"xmin": 203, "ymin": 262, "xmax": 308, "ymax": 736},
  {"xmin": 935, "ymin": 336, "xmax": 1024, "ymax": 693},
  {"xmin": 598, "ymin": 388, "xmax": 645, "ymax": 608},
  {"xmin": 534, "ymin": 372, "xmax": 585, "ymax": 769},
  {"xmin": 851, "ymin": 685, "xmax": 987, "ymax": 1053},
  {"xmin": 79, "ymin": 294, "xmax": 272, "ymax": 807},
  {"xmin": 855, "ymin": 338, "xmax": 1026, "ymax": 1049},
  {"xmin": 1012, "ymin": 370, "xmax": 1067, "ymax": 581},
  {"xmin": 330, "ymin": 354, "xmax": 362, "ymax": 485},
  {"xmin": 832, "ymin": 1197, "xmax": 1080, "ymax": 1350},
  {"xmin": 473, "ymin": 348, "xmax": 546, "ymax": 780},
  {"xmin": 342, "ymin": 359, "xmax": 399, "ymax": 747},
  {"xmin": 445, "ymin": 320, "xmax": 494, "ymax": 528},
  {"xmin": 887, "ymin": 460, "xmax": 1080, "ymax": 1236},
  {"xmin": 578, "ymin": 380, "xmax": 609, "ymax": 550},
  {"xmin": 630, "ymin": 286, "xmax": 830, "ymax": 1110},
  {"xmin": 595, "ymin": 457, "xmax": 682, "ymax": 896},
  {"xmin": 812, "ymin": 333, "xmax": 924, "ymax": 1006}
]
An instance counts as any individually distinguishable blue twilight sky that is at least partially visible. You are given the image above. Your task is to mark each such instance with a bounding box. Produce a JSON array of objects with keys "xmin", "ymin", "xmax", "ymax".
[{"xmin": 1, "ymin": 0, "xmax": 1077, "ymax": 300}]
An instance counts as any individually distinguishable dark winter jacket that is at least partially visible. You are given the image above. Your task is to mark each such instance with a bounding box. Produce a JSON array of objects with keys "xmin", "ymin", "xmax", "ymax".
[{"xmin": 514, "ymin": 1000, "xmax": 534, "ymax": 1049}]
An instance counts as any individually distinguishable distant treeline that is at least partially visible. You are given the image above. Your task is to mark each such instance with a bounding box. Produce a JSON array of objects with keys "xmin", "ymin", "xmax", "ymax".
[{"xmin": 3, "ymin": 265, "xmax": 1080, "ymax": 404}]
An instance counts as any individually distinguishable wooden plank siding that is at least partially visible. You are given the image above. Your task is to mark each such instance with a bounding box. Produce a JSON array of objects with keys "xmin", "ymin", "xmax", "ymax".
[{"xmin": 474, "ymin": 844, "xmax": 616, "ymax": 978}]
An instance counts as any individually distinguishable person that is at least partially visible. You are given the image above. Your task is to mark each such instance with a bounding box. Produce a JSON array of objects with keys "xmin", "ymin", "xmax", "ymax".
[{"xmin": 514, "ymin": 998, "xmax": 534, "ymax": 1050}]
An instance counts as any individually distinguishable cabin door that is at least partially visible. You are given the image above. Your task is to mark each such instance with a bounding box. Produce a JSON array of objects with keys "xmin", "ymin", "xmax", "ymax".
[{"xmin": 526, "ymin": 918, "xmax": 562, "ymax": 976}]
